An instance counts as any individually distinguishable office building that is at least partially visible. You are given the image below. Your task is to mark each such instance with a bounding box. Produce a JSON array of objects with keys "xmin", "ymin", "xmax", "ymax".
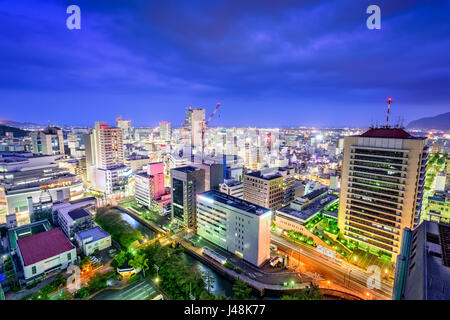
[
  {"xmin": 170, "ymin": 166, "xmax": 205, "ymax": 229},
  {"xmin": 192, "ymin": 162, "xmax": 224, "ymax": 191},
  {"xmin": 338, "ymin": 127, "xmax": 428, "ymax": 261},
  {"xmin": 135, "ymin": 162, "xmax": 166, "ymax": 209},
  {"xmin": 197, "ymin": 190, "xmax": 272, "ymax": 267},
  {"xmin": 116, "ymin": 117, "xmax": 132, "ymax": 141},
  {"xmin": 393, "ymin": 221, "xmax": 450, "ymax": 300},
  {"xmin": 185, "ymin": 107, "xmax": 205, "ymax": 148},
  {"xmin": 219, "ymin": 179, "xmax": 244, "ymax": 198},
  {"xmin": 55, "ymin": 207, "xmax": 94, "ymax": 241},
  {"xmin": 159, "ymin": 121, "xmax": 171, "ymax": 142},
  {"xmin": 243, "ymin": 168, "xmax": 284, "ymax": 211},
  {"xmin": 31, "ymin": 126, "xmax": 65, "ymax": 156}
]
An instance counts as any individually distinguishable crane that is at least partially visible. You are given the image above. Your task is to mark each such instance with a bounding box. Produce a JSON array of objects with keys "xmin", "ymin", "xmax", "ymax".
[{"xmin": 201, "ymin": 102, "xmax": 221, "ymax": 163}]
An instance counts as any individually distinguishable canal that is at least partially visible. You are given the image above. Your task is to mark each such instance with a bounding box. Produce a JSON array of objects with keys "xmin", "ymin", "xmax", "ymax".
[{"xmin": 112, "ymin": 207, "xmax": 235, "ymax": 298}]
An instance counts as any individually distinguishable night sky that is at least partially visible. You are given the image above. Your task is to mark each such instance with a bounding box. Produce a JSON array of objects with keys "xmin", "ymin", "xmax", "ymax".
[{"xmin": 1, "ymin": 0, "xmax": 449, "ymax": 127}]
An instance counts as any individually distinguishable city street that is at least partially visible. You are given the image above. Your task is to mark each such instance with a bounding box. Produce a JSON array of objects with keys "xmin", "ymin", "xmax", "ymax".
[{"xmin": 271, "ymin": 234, "xmax": 393, "ymax": 300}]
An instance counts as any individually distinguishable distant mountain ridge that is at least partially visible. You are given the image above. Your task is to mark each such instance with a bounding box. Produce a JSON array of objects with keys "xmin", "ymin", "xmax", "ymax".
[
  {"xmin": 0, "ymin": 120, "xmax": 45, "ymax": 129},
  {"xmin": 406, "ymin": 112, "xmax": 450, "ymax": 130},
  {"xmin": 0, "ymin": 125, "xmax": 29, "ymax": 137}
]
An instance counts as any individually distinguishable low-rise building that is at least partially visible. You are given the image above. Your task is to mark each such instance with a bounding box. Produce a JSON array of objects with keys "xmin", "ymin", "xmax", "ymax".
[
  {"xmin": 423, "ymin": 191, "xmax": 449, "ymax": 224},
  {"xmin": 52, "ymin": 198, "xmax": 96, "ymax": 240},
  {"xmin": 219, "ymin": 179, "xmax": 243, "ymax": 198},
  {"xmin": 75, "ymin": 226, "xmax": 111, "ymax": 256},
  {"xmin": 16, "ymin": 228, "xmax": 76, "ymax": 282}
]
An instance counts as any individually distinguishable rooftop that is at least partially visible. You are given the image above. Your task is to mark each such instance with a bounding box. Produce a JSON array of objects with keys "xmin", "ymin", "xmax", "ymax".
[
  {"xmin": 359, "ymin": 127, "xmax": 425, "ymax": 139},
  {"xmin": 17, "ymin": 228, "xmax": 74, "ymax": 266},
  {"xmin": 277, "ymin": 206, "xmax": 313, "ymax": 222},
  {"xmin": 246, "ymin": 170, "xmax": 283, "ymax": 180},
  {"xmin": 198, "ymin": 190, "xmax": 271, "ymax": 216},
  {"xmin": 67, "ymin": 208, "xmax": 92, "ymax": 221},
  {"xmin": 172, "ymin": 165, "xmax": 202, "ymax": 173},
  {"xmin": 304, "ymin": 188, "xmax": 328, "ymax": 200},
  {"xmin": 221, "ymin": 179, "xmax": 243, "ymax": 187},
  {"xmin": 75, "ymin": 226, "xmax": 110, "ymax": 243}
]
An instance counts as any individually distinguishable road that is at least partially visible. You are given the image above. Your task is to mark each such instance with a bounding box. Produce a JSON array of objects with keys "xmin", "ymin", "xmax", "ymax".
[
  {"xmin": 91, "ymin": 280, "xmax": 158, "ymax": 300},
  {"xmin": 271, "ymin": 234, "xmax": 393, "ymax": 300}
]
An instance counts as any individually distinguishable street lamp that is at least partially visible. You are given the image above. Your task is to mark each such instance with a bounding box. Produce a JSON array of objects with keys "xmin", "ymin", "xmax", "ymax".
[{"xmin": 154, "ymin": 264, "xmax": 159, "ymax": 283}]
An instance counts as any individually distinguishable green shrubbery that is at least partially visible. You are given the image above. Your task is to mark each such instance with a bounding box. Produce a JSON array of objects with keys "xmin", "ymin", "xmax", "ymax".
[
  {"xmin": 136, "ymin": 242, "xmax": 216, "ymax": 300},
  {"xmin": 95, "ymin": 208, "xmax": 143, "ymax": 248}
]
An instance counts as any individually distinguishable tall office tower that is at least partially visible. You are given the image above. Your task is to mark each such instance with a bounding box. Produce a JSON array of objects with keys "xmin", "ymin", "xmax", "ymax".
[
  {"xmin": 243, "ymin": 169, "xmax": 284, "ymax": 211},
  {"xmin": 116, "ymin": 116, "xmax": 132, "ymax": 141},
  {"xmin": 159, "ymin": 121, "xmax": 171, "ymax": 142},
  {"xmin": 170, "ymin": 166, "xmax": 205, "ymax": 229},
  {"xmin": 31, "ymin": 126, "xmax": 65, "ymax": 156},
  {"xmin": 83, "ymin": 133, "xmax": 96, "ymax": 186},
  {"xmin": 185, "ymin": 107, "xmax": 205, "ymax": 148},
  {"xmin": 197, "ymin": 190, "xmax": 272, "ymax": 267},
  {"xmin": 338, "ymin": 127, "xmax": 428, "ymax": 262},
  {"xmin": 135, "ymin": 162, "xmax": 166, "ymax": 208},
  {"xmin": 192, "ymin": 162, "xmax": 224, "ymax": 191}
]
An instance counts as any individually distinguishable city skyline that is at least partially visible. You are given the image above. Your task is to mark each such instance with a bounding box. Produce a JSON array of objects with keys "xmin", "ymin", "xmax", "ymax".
[{"xmin": 1, "ymin": 0, "xmax": 449, "ymax": 127}]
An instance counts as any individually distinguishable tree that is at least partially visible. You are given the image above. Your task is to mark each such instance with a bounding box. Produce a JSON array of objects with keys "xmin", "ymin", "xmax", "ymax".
[
  {"xmin": 281, "ymin": 295, "xmax": 301, "ymax": 300},
  {"xmin": 129, "ymin": 254, "xmax": 149, "ymax": 277},
  {"xmin": 31, "ymin": 208, "xmax": 52, "ymax": 223},
  {"xmin": 298, "ymin": 282, "xmax": 323, "ymax": 300},
  {"xmin": 232, "ymin": 278, "xmax": 252, "ymax": 300},
  {"xmin": 79, "ymin": 256, "xmax": 92, "ymax": 272},
  {"xmin": 111, "ymin": 251, "xmax": 129, "ymax": 268}
]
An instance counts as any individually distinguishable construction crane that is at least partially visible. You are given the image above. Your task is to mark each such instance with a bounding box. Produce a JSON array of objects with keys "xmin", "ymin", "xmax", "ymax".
[{"xmin": 201, "ymin": 102, "xmax": 221, "ymax": 163}]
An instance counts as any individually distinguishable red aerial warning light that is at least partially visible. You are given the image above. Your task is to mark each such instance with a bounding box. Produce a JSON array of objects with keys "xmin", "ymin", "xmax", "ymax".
[{"xmin": 388, "ymin": 97, "xmax": 392, "ymax": 103}]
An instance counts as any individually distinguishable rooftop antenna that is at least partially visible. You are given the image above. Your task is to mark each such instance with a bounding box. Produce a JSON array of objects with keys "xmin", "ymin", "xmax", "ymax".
[
  {"xmin": 386, "ymin": 97, "xmax": 392, "ymax": 127},
  {"xmin": 396, "ymin": 116, "xmax": 401, "ymax": 128},
  {"xmin": 400, "ymin": 116, "xmax": 405, "ymax": 128}
]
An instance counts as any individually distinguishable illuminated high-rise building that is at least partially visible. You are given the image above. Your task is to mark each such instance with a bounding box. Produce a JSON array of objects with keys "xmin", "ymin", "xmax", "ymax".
[
  {"xmin": 84, "ymin": 121, "xmax": 130, "ymax": 195},
  {"xmin": 170, "ymin": 166, "xmax": 205, "ymax": 229},
  {"xmin": 159, "ymin": 121, "xmax": 171, "ymax": 143},
  {"xmin": 185, "ymin": 107, "xmax": 205, "ymax": 148},
  {"xmin": 338, "ymin": 127, "xmax": 428, "ymax": 262},
  {"xmin": 116, "ymin": 116, "xmax": 132, "ymax": 141}
]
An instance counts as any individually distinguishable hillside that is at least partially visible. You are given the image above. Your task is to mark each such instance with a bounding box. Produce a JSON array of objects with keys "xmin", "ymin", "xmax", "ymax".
[
  {"xmin": 406, "ymin": 112, "xmax": 450, "ymax": 130},
  {"xmin": 0, "ymin": 125, "xmax": 30, "ymax": 137}
]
